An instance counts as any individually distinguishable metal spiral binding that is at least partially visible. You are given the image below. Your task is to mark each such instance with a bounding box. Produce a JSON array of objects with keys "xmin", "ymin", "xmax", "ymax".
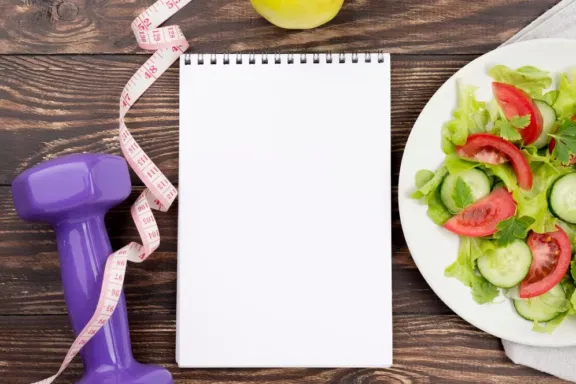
[{"xmin": 184, "ymin": 52, "xmax": 386, "ymax": 65}]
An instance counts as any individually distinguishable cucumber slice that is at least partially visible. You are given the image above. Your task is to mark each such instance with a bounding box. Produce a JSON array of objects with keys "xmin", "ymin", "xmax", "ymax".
[
  {"xmin": 549, "ymin": 173, "xmax": 576, "ymax": 224},
  {"xmin": 514, "ymin": 284, "xmax": 567, "ymax": 322},
  {"xmin": 440, "ymin": 169, "xmax": 491, "ymax": 214},
  {"xmin": 477, "ymin": 240, "xmax": 532, "ymax": 288},
  {"xmin": 532, "ymin": 99, "xmax": 557, "ymax": 149}
]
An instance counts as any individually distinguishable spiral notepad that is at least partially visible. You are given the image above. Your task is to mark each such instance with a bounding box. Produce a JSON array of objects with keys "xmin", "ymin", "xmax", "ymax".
[{"xmin": 176, "ymin": 53, "xmax": 392, "ymax": 368}]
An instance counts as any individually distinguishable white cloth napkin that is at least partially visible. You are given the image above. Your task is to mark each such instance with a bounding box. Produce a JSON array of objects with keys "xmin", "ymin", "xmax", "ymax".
[{"xmin": 500, "ymin": 1, "xmax": 576, "ymax": 382}]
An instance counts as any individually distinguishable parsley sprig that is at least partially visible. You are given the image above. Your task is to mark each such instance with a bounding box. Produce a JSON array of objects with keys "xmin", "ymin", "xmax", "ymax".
[
  {"xmin": 495, "ymin": 115, "xmax": 531, "ymax": 141},
  {"xmin": 494, "ymin": 216, "xmax": 535, "ymax": 247},
  {"xmin": 549, "ymin": 120, "xmax": 576, "ymax": 164},
  {"xmin": 451, "ymin": 177, "xmax": 474, "ymax": 209}
]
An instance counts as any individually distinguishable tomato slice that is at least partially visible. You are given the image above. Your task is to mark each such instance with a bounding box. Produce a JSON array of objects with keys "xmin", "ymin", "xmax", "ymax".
[
  {"xmin": 519, "ymin": 226, "xmax": 572, "ymax": 299},
  {"xmin": 493, "ymin": 82, "xmax": 543, "ymax": 145},
  {"xmin": 443, "ymin": 188, "xmax": 517, "ymax": 237},
  {"xmin": 456, "ymin": 133, "xmax": 533, "ymax": 190}
]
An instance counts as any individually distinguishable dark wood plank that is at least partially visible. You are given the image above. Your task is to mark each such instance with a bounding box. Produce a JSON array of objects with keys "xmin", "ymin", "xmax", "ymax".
[
  {"xmin": 0, "ymin": 314, "xmax": 565, "ymax": 383},
  {"xmin": 0, "ymin": 54, "xmax": 473, "ymax": 186},
  {"xmin": 0, "ymin": 0, "xmax": 558, "ymax": 55},
  {"xmin": 0, "ymin": 183, "xmax": 447, "ymax": 315}
]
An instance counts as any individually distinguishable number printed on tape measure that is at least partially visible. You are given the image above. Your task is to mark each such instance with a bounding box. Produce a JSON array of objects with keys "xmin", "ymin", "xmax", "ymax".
[{"xmin": 30, "ymin": 0, "xmax": 192, "ymax": 382}]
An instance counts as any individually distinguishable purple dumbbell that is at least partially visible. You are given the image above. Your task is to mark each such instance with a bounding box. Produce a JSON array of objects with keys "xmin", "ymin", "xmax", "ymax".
[{"xmin": 12, "ymin": 153, "xmax": 173, "ymax": 384}]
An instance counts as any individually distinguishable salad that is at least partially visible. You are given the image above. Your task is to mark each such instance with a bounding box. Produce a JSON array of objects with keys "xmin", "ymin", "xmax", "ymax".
[{"xmin": 412, "ymin": 64, "xmax": 576, "ymax": 333}]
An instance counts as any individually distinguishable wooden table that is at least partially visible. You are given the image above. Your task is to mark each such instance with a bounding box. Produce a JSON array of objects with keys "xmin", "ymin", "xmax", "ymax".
[{"xmin": 0, "ymin": 0, "xmax": 569, "ymax": 383}]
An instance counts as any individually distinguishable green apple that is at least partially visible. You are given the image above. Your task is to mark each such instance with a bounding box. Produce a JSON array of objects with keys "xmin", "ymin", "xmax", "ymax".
[{"xmin": 250, "ymin": 0, "xmax": 344, "ymax": 30}]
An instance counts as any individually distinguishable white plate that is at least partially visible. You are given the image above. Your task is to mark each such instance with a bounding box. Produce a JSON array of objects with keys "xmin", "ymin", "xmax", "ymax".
[{"xmin": 398, "ymin": 38, "xmax": 576, "ymax": 347}]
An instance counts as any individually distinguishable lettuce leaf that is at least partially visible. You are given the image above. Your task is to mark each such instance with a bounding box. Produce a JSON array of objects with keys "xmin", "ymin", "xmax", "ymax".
[
  {"xmin": 441, "ymin": 81, "xmax": 489, "ymax": 154},
  {"xmin": 488, "ymin": 65, "xmax": 552, "ymax": 99},
  {"xmin": 562, "ymin": 277, "xmax": 576, "ymax": 313},
  {"xmin": 412, "ymin": 166, "xmax": 451, "ymax": 225},
  {"xmin": 522, "ymin": 146, "xmax": 553, "ymax": 166},
  {"xmin": 542, "ymin": 90, "xmax": 559, "ymax": 106},
  {"xmin": 445, "ymin": 154, "xmax": 479, "ymax": 175},
  {"xmin": 553, "ymin": 69, "xmax": 576, "ymax": 119},
  {"xmin": 445, "ymin": 237, "xmax": 499, "ymax": 304},
  {"xmin": 486, "ymin": 98, "xmax": 502, "ymax": 123},
  {"xmin": 411, "ymin": 166, "xmax": 447, "ymax": 199},
  {"xmin": 563, "ymin": 222, "xmax": 576, "ymax": 253},
  {"xmin": 483, "ymin": 164, "xmax": 517, "ymax": 192},
  {"xmin": 514, "ymin": 191, "xmax": 557, "ymax": 233},
  {"xmin": 533, "ymin": 313, "xmax": 568, "ymax": 334},
  {"xmin": 426, "ymin": 184, "xmax": 452, "ymax": 225},
  {"xmin": 415, "ymin": 170, "xmax": 434, "ymax": 188},
  {"xmin": 518, "ymin": 162, "xmax": 560, "ymax": 233}
]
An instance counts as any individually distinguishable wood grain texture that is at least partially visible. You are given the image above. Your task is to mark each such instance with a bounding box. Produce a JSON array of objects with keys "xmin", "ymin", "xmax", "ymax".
[
  {"xmin": 0, "ymin": 314, "xmax": 566, "ymax": 384},
  {"xmin": 0, "ymin": 54, "xmax": 472, "ymax": 186},
  {"xmin": 0, "ymin": 0, "xmax": 559, "ymax": 55}
]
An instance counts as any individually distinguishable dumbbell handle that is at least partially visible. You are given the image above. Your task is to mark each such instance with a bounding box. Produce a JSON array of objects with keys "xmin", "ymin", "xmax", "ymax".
[{"xmin": 55, "ymin": 213, "xmax": 135, "ymax": 371}]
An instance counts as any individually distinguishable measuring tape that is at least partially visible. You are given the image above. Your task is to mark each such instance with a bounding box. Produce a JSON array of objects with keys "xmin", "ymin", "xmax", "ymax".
[{"xmin": 32, "ymin": 0, "xmax": 192, "ymax": 382}]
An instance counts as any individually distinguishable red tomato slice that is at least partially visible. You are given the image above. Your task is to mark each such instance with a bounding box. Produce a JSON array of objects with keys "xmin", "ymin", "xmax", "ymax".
[
  {"xmin": 493, "ymin": 82, "xmax": 543, "ymax": 145},
  {"xmin": 443, "ymin": 188, "xmax": 516, "ymax": 237},
  {"xmin": 456, "ymin": 133, "xmax": 533, "ymax": 190},
  {"xmin": 519, "ymin": 226, "xmax": 572, "ymax": 299}
]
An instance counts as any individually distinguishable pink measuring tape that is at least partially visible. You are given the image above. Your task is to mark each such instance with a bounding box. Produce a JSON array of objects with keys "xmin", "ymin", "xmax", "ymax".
[{"xmin": 33, "ymin": 1, "xmax": 192, "ymax": 383}]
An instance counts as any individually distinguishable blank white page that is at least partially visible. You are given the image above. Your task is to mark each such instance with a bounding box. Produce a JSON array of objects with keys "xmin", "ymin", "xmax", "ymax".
[{"xmin": 177, "ymin": 53, "xmax": 392, "ymax": 368}]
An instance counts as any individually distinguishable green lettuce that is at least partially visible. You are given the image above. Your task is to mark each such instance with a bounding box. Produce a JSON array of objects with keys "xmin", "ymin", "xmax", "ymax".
[
  {"xmin": 441, "ymin": 81, "xmax": 489, "ymax": 154},
  {"xmin": 561, "ymin": 224, "xmax": 576, "ymax": 254},
  {"xmin": 522, "ymin": 146, "xmax": 553, "ymax": 168},
  {"xmin": 553, "ymin": 69, "xmax": 576, "ymax": 119},
  {"xmin": 524, "ymin": 151, "xmax": 564, "ymax": 196},
  {"xmin": 484, "ymin": 164, "xmax": 517, "ymax": 192},
  {"xmin": 486, "ymin": 98, "xmax": 502, "ymax": 122},
  {"xmin": 514, "ymin": 191, "xmax": 556, "ymax": 233},
  {"xmin": 488, "ymin": 65, "xmax": 552, "ymax": 99},
  {"xmin": 533, "ymin": 313, "xmax": 568, "ymax": 334},
  {"xmin": 411, "ymin": 166, "xmax": 447, "ymax": 199},
  {"xmin": 444, "ymin": 154, "xmax": 479, "ymax": 175},
  {"xmin": 563, "ymin": 277, "xmax": 576, "ymax": 314},
  {"xmin": 415, "ymin": 170, "xmax": 434, "ymax": 188},
  {"xmin": 426, "ymin": 183, "xmax": 452, "ymax": 225},
  {"xmin": 514, "ymin": 161, "xmax": 559, "ymax": 233},
  {"xmin": 412, "ymin": 166, "xmax": 451, "ymax": 225},
  {"xmin": 445, "ymin": 237, "xmax": 499, "ymax": 304},
  {"xmin": 542, "ymin": 90, "xmax": 559, "ymax": 106}
]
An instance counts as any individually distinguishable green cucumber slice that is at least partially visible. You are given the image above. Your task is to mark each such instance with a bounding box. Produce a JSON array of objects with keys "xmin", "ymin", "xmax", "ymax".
[
  {"xmin": 513, "ymin": 284, "xmax": 568, "ymax": 322},
  {"xmin": 477, "ymin": 240, "xmax": 532, "ymax": 288},
  {"xmin": 532, "ymin": 99, "xmax": 557, "ymax": 149},
  {"xmin": 440, "ymin": 169, "xmax": 491, "ymax": 214},
  {"xmin": 549, "ymin": 173, "xmax": 576, "ymax": 224}
]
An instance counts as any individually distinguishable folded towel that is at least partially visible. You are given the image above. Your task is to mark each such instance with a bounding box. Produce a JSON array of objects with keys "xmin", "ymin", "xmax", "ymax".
[{"xmin": 500, "ymin": 1, "xmax": 576, "ymax": 382}]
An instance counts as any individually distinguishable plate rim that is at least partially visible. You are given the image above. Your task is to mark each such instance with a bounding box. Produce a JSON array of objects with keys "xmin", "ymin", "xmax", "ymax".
[{"xmin": 398, "ymin": 37, "xmax": 576, "ymax": 347}]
